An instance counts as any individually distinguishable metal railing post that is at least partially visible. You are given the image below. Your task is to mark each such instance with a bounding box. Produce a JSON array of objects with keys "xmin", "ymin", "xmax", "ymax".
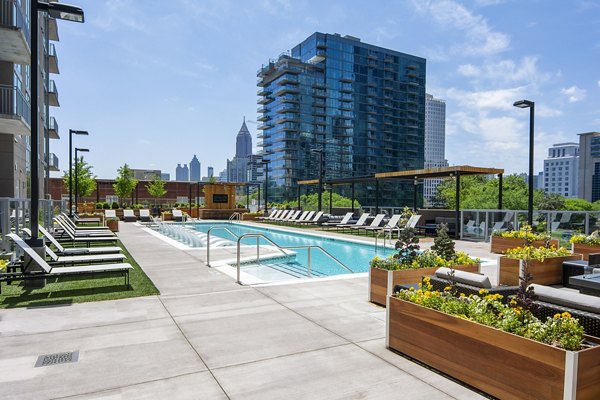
[
  {"xmin": 307, "ymin": 247, "xmax": 311, "ymax": 277},
  {"xmin": 206, "ymin": 230, "xmax": 211, "ymax": 266},
  {"xmin": 237, "ymin": 238, "xmax": 242, "ymax": 284},
  {"xmin": 256, "ymin": 236, "xmax": 260, "ymax": 262}
]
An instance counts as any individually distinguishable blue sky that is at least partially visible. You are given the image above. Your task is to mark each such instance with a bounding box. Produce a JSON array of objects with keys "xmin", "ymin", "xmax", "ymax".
[{"xmin": 50, "ymin": 0, "xmax": 600, "ymax": 180}]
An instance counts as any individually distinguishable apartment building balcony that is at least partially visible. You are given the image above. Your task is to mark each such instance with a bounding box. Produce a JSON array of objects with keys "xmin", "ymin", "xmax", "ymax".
[
  {"xmin": 257, "ymin": 87, "xmax": 270, "ymax": 96},
  {"xmin": 257, "ymin": 96, "xmax": 273, "ymax": 105},
  {"xmin": 281, "ymin": 95, "xmax": 300, "ymax": 104},
  {"xmin": 47, "ymin": 42, "xmax": 59, "ymax": 74},
  {"xmin": 48, "ymin": 17, "xmax": 58, "ymax": 41},
  {"xmin": 47, "ymin": 80, "xmax": 59, "ymax": 106},
  {"xmin": 257, "ymin": 114, "xmax": 270, "ymax": 122},
  {"xmin": 47, "ymin": 116, "xmax": 59, "ymax": 139},
  {"xmin": 48, "ymin": 152, "xmax": 59, "ymax": 171},
  {"xmin": 273, "ymin": 85, "xmax": 299, "ymax": 97},
  {"xmin": 0, "ymin": 84, "xmax": 31, "ymax": 136},
  {"xmin": 257, "ymin": 106, "xmax": 267, "ymax": 114},
  {"xmin": 0, "ymin": 0, "xmax": 31, "ymax": 64}
]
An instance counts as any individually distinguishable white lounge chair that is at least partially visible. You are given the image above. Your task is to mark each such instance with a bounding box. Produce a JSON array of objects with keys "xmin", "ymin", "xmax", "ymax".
[
  {"xmin": 352, "ymin": 213, "xmax": 385, "ymax": 234},
  {"xmin": 60, "ymin": 213, "xmax": 111, "ymax": 231},
  {"xmin": 30, "ymin": 227, "xmax": 122, "ymax": 255},
  {"xmin": 279, "ymin": 210, "xmax": 301, "ymax": 223},
  {"xmin": 296, "ymin": 211, "xmax": 323, "ymax": 225},
  {"xmin": 139, "ymin": 209, "xmax": 151, "ymax": 222},
  {"xmin": 55, "ymin": 216, "xmax": 115, "ymax": 237},
  {"xmin": 172, "ymin": 209, "xmax": 184, "ymax": 222},
  {"xmin": 321, "ymin": 212, "xmax": 353, "ymax": 229},
  {"xmin": 271, "ymin": 210, "xmax": 291, "ymax": 222},
  {"xmin": 289, "ymin": 211, "xmax": 311, "ymax": 224},
  {"xmin": 2, "ymin": 234, "xmax": 132, "ymax": 293},
  {"xmin": 257, "ymin": 210, "xmax": 278, "ymax": 221},
  {"xmin": 45, "ymin": 246, "xmax": 126, "ymax": 265},
  {"xmin": 123, "ymin": 209, "xmax": 137, "ymax": 222},
  {"xmin": 365, "ymin": 214, "xmax": 402, "ymax": 234},
  {"xmin": 336, "ymin": 213, "xmax": 370, "ymax": 232}
]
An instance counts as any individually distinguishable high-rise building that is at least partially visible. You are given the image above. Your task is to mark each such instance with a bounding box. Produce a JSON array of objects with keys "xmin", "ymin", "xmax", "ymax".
[
  {"xmin": 131, "ymin": 169, "xmax": 162, "ymax": 180},
  {"xmin": 543, "ymin": 143, "xmax": 579, "ymax": 198},
  {"xmin": 190, "ymin": 155, "xmax": 201, "ymax": 181},
  {"xmin": 236, "ymin": 117, "xmax": 252, "ymax": 158},
  {"xmin": 218, "ymin": 169, "xmax": 228, "ymax": 182},
  {"xmin": 423, "ymin": 94, "xmax": 448, "ymax": 207},
  {"xmin": 247, "ymin": 154, "xmax": 264, "ymax": 183},
  {"xmin": 0, "ymin": 4, "xmax": 61, "ymax": 198},
  {"xmin": 578, "ymin": 132, "xmax": 600, "ymax": 202},
  {"xmin": 161, "ymin": 173, "xmax": 170, "ymax": 181},
  {"xmin": 207, "ymin": 166, "xmax": 214, "ymax": 178},
  {"xmin": 175, "ymin": 164, "xmax": 189, "ymax": 181},
  {"xmin": 257, "ymin": 32, "xmax": 426, "ymax": 205}
]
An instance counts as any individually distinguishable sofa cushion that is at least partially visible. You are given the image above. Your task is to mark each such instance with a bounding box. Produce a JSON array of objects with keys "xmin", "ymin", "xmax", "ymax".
[
  {"xmin": 434, "ymin": 267, "xmax": 492, "ymax": 289},
  {"xmin": 530, "ymin": 284, "xmax": 600, "ymax": 314}
]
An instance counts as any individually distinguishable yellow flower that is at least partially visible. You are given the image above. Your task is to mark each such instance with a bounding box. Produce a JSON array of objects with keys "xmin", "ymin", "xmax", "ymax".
[
  {"xmin": 478, "ymin": 289, "xmax": 488, "ymax": 295},
  {"xmin": 423, "ymin": 276, "xmax": 430, "ymax": 282},
  {"xmin": 509, "ymin": 299, "xmax": 517, "ymax": 306},
  {"xmin": 444, "ymin": 286, "xmax": 452, "ymax": 292},
  {"xmin": 553, "ymin": 313, "xmax": 561, "ymax": 320},
  {"xmin": 459, "ymin": 293, "xmax": 466, "ymax": 298},
  {"xmin": 514, "ymin": 309, "xmax": 521, "ymax": 315},
  {"xmin": 562, "ymin": 312, "xmax": 571, "ymax": 319},
  {"xmin": 415, "ymin": 298, "xmax": 422, "ymax": 304}
]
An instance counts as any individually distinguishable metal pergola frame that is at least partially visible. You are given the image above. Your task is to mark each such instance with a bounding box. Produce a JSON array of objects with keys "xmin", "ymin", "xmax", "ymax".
[{"xmin": 299, "ymin": 165, "xmax": 505, "ymax": 239}]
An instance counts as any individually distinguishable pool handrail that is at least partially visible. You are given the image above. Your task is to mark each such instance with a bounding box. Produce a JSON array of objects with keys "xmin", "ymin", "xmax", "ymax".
[
  {"xmin": 228, "ymin": 212, "xmax": 241, "ymax": 223},
  {"xmin": 206, "ymin": 225, "xmax": 241, "ymax": 267},
  {"xmin": 235, "ymin": 233, "xmax": 354, "ymax": 285}
]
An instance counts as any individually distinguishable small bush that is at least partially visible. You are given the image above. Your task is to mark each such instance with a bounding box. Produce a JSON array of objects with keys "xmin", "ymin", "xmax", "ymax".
[{"xmin": 111, "ymin": 202, "xmax": 119, "ymax": 209}]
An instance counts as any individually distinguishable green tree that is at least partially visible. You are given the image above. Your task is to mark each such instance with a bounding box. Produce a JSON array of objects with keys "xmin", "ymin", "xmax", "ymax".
[
  {"xmin": 285, "ymin": 191, "xmax": 361, "ymax": 210},
  {"xmin": 534, "ymin": 192, "xmax": 565, "ymax": 211},
  {"xmin": 563, "ymin": 198, "xmax": 593, "ymax": 211},
  {"xmin": 62, "ymin": 157, "xmax": 96, "ymax": 199},
  {"xmin": 113, "ymin": 164, "xmax": 138, "ymax": 206},
  {"xmin": 145, "ymin": 175, "xmax": 167, "ymax": 206}
]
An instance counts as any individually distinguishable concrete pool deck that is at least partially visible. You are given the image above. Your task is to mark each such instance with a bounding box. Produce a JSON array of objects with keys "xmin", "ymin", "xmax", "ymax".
[{"xmin": 1, "ymin": 222, "xmax": 497, "ymax": 399}]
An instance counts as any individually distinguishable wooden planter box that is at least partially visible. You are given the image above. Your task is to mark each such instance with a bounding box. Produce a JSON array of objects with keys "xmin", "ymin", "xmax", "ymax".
[
  {"xmin": 162, "ymin": 213, "xmax": 173, "ymax": 221},
  {"xmin": 491, "ymin": 236, "xmax": 559, "ymax": 254},
  {"xmin": 498, "ymin": 254, "xmax": 583, "ymax": 286},
  {"xmin": 572, "ymin": 243, "xmax": 600, "ymax": 261},
  {"xmin": 106, "ymin": 219, "xmax": 119, "ymax": 232},
  {"xmin": 369, "ymin": 263, "xmax": 480, "ymax": 307},
  {"xmin": 242, "ymin": 214, "xmax": 260, "ymax": 221},
  {"xmin": 387, "ymin": 297, "xmax": 600, "ymax": 400}
]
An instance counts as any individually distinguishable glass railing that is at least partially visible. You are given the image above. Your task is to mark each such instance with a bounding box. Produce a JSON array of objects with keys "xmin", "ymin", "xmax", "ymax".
[
  {"xmin": 0, "ymin": 0, "xmax": 30, "ymax": 47},
  {"xmin": 0, "ymin": 84, "xmax": 31, "ymax": 125}
]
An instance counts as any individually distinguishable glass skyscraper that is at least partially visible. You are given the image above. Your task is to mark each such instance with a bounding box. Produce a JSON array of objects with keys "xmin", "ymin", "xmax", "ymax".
[{"xmin": 257, "ymin": 32, "xmax": 426, "ymax": 206}]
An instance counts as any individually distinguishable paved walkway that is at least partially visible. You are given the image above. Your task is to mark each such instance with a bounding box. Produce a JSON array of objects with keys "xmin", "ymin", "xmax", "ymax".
[{"xmin": 1, "ymin": 222, "xmax": 496, "ymax": 399}]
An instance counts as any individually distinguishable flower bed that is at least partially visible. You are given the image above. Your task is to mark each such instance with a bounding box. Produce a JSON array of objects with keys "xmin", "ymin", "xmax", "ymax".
[
  {"xmin": 369, "ymin": 252, "xmax": 479, "ymax": 306},
  {"xmin": 388, "ymin": 283, "xmax": 600, "ymax": 399},
  {"xmin": 571, "ymin": 234, "xmax": 600, "ymax": 261},
  {"xmin": 491, "ymin": 226, "xmax": 557, "ymax": 254},
  {"xmin": 498, "ymin": 246, "xmax": 582, "ymax": 286}
]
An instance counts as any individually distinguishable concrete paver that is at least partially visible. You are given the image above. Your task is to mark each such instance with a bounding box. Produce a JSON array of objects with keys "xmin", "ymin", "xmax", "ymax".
[{"xmin": 1, "ymin": 221, "xmax": 492, "ymax": 399}]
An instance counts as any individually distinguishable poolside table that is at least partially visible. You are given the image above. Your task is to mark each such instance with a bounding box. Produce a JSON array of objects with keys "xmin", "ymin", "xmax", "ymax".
[{"xmin": 569, "ymin": 273, "xmax": 600, "ymax": 296}]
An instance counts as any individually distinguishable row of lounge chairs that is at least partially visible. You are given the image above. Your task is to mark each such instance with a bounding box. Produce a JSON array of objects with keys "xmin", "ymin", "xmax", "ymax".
[
  {"xmin": 256, "ymin": 209, "xmax": 323, "ymax": 225},
  {"xmin": 1, "ymin": 214, "xmax": 133, "ymax": 293}
]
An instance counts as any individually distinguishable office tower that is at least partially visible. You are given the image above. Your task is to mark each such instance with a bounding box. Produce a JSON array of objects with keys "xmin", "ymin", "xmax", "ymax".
[
  {"xmin": 0, "ymin": 3, "xmax": 60, "ymax": 197},
  {"xmin": 247, "ymin": 154, "xmax": 264, "ymax": 183},
  {"xmin": 175, "ymin": 164, "xmax": 189, "ymax": 181},
  {"xmin": 190, "ymin": 155, "xmax": 201, "ymax": 181},
  {"xmin": 161, "ymin": 173, "xmax": 170, "ymax": 181},
  {"xmin": 131, "ymin": 169, "xmax": 162, "ymax": 180},
  {"xmin": 236, "ymin": 117, "xmax": 252, "ymax": 158},
  {"xmin": 578, "ymin": 132, "xmax": 600, "ymax": 202},
  {"xmin": 207, "ymin": 166, "xmax": 214, "ymax": 178},
  {"xmin": 543, "ymin": 143, "xmax": 579, "ymax": 198},
  {"xmin": 218, "ymin": 169, "xmax": 228, "ymax": 182},
  {"xmin": 257, "ymin": 32, "xmax": 426, "ymax": 205},
  {"xmin": 423, "ymin": 94, "xmax": 448, "ymax": 207}
]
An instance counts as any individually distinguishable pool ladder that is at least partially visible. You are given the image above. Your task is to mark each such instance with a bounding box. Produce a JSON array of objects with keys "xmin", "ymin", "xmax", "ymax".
[
  {"xmin": 205, "ymin": 226, "xmax": 354, "ymax": 285},
  {"xmin": 229, "ymin": 212, "xmax": 241, "ymax": 223}
]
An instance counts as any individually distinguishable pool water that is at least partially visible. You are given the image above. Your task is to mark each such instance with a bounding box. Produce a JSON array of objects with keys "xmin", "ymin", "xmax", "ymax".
[{"xmin": 191, "ymin": 222, "xmax": 397, "ymax": 278}]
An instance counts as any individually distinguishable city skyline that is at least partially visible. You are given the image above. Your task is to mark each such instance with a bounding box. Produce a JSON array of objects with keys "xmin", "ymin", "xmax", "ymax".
[{"xmin": 49, "ymin": 0, "xmax": 599, "ymax": 179}]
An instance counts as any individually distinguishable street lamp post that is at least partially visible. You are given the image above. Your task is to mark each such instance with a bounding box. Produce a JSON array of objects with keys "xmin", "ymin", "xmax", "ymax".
[
  {"xmin": 513, "ymin": 99, "xmax": 535, "ymax": 226},
  {"xmin": 261, "ymin": 160, "xmax": 270, "ymax": 213},
  {"xmin": 69, "ymin": 129, "xmax": 88, "ymax": 216},
  {"xmin": 28, "ymin": 1, "xmax": 84, "ymax": 250},
  {"xmin": 74, "ymin": 148, "xmax": 89, "ymax": 214},
  {"xmin": 311, "ymin": 149, "xmax": 324, "ymax": 212}
]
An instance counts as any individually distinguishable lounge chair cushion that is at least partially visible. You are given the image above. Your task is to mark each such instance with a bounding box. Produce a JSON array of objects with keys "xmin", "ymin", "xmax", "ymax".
[
  {"xmin": 435, "ymin": 267, "xmax": 491, "ymax": 289},
  {"xmin": 530, "ymin": 284, "xmax": 600, "ymax": 314}
]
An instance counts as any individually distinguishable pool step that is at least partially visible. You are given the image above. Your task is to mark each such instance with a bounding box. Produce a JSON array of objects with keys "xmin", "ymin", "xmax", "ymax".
[{"xmin": 259, "ymin": 260, "xmax": 328, "ymax": 279}]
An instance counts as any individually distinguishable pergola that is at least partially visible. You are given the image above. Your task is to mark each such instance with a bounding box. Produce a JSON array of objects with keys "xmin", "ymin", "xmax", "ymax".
[{"xmin": 299, "ymin": 165, "xmax": 505, "ymax": 239}]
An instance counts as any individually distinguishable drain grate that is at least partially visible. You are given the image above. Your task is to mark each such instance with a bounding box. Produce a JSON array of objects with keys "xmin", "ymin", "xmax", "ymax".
[{"xmin": 35, "ymin": 351, "xmax": 79, "ymax": 367}]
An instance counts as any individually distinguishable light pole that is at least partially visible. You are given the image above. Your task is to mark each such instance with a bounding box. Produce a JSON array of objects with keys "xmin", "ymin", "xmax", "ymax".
[
  {"xmin": 28, "ymin": 1, "xmax": 84, "ymax": 249},
  {"xmin": 311, "ymin": 149, "xmax": 324, "ymax": 212},
  {"xmin": 261, "ymin": 160, "xmax": 270, "ymax": 213},
  {"xmin": 513, "ymin": 99, "xmax": 535, "ymax": 226},
  {"xmin": 69, "ymin": 129, "xmax": 88, "ymax": 216},
  {"xmin": 74, "ymin": 148, "xmax": 89, "ymax": 214}
]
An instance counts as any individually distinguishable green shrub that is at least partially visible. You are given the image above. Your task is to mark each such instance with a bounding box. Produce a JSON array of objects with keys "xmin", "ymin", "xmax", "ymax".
[{"xmin": 111, "ymin": 202, "xmax": 119, "ymax": 209}]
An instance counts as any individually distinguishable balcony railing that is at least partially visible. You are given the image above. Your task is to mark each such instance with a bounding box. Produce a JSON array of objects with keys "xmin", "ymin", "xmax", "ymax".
[
  {"xmin": 47, "ymin": 42, "xmax": 59, "ymax": 74},
  {"xmin": 48, "ymin": 152, "xmax": 59, "ymax": 171},
  {"xmin": 0, "ymin": 83, "xmax": 31, "ymax": 125},
  {"xmin": 0, "ymin": 0, "xmax": 30, "ymax": 45},
  {"xmin": 47, "ymin": 80, "xmax": 59, "ymax": 106},
  {"xmin": 47, "ymin": 116, "xmax": 59, "ymax": 139}
]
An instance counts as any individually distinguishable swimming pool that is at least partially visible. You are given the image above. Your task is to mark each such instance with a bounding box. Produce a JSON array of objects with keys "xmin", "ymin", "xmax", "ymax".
[{"xmin": 191, "ymin": 222, "xmax": 397, "ymax": 279}]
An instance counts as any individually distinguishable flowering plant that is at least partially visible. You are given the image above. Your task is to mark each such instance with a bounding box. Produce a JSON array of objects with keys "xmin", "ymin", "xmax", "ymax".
[
  {"xmin": 492, "ymin": 224, "xmax": 550, "ymax": 241},
  {"xmin": 570, "ymin": 232, "xmax": 600, "ymax": 246},
  {"xmin": 370, "ymin": 251, "xmax": 479, "ymax": 271},
  {"xmin": 504, "ymin": 245, "xmax": 572, "ymax": 261},
  {"xmin": 0, "ymin": 259, "xmax": 6, "ymax": 271},
  {"xmin": 395, "ymin": 278, "xmax": 584, "ymax": 350}
]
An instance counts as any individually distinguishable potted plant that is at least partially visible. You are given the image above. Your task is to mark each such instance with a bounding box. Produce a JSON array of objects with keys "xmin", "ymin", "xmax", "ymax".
[
  {"xmin": 369, "ymin": 224, "xmax": 480, "ymax": 307},
  {"xmin": 162, "ymin": 211, "xmax": 173, "ymax": 221},
  {"xmin": 491, "ymin": 225, "xmax": 558, "ymax": 253},
  {"xmin": 105, "ymin": 217, "xmax": 119, "ymax": 232},
  {"xmin": 388, "ymin": 281, "xmax": 600, "ymax": 400},
  {"xmin": 570, "ymin": 231, "xmax": 600, "ymax": 261},
  {"xmin": 498, "ymin": 245, "xmax": 582, "ymax": 286}
]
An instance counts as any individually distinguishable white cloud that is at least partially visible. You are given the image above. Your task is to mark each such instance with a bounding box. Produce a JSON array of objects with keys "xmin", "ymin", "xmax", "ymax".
[
  {"xmin": 597, "ymin": 80, "xmax": 600, "ymax": 87},
  {"xmin": 442, "ymin": 86, "xmax": 526, "ymax": 110},
  {"xmin": 457, "ymin": 64, "xmax": 480, "ymax": 77},
  {"xmin": 412, "ymin": 0, "xmax": 510, "ymax": 56},
  {"xmin": 560, "ymin": 86, "xmax": 587, "ymax": 103},
  {"xmin": 536, "ymin": 106, "xmax": 563, "ymax": 118}
]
